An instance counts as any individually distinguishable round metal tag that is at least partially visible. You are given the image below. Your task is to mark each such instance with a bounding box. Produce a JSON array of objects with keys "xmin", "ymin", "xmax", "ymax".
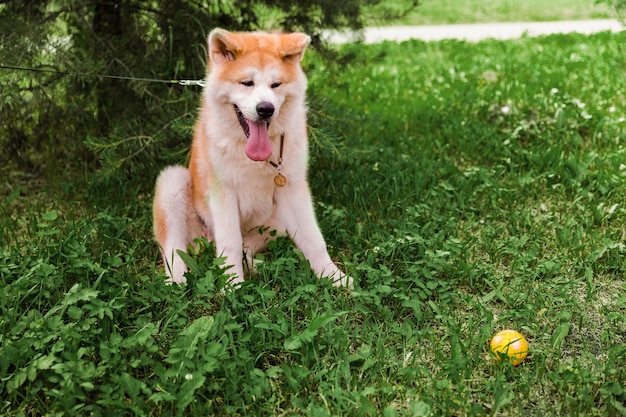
[{"xmin": 273, "ymin": 173, "xmax": 287, "ymax": 187}]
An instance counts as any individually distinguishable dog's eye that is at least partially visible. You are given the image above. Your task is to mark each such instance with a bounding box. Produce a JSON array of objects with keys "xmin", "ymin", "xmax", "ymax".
[
  {"xmin": 271, "ymin": 82, "xmax": 282, "ymax": 89},
  {"xmin": 240, "ymin": 80, "xmax": 254, "ymax": 87}
]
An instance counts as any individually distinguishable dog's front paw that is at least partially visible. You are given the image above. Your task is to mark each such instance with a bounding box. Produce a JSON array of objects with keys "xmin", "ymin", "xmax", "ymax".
[
  {"xmin": 164, "ymin": 261, "xmax": 188, "ymax": 285},
  {"xmin": 218, "ymin": 273, "xmax": 245, "ymax": 294},
  {"xmin": 161, "ymin": 260, "xmax": 187, "ymax": 285},
  {"xmin": 165, "ymin": 273, "xmax": 187, "ymax": 285},
  {"xmin": 331, "ymin": 271, "xmax": 354, "ymax": 289},
  {"xmin": 315, "ymin": 262, "xmax": 354, "ymax": 289}
]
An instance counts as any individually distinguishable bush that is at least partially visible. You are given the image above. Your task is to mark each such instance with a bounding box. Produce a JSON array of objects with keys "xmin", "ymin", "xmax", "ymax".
[{"xmin": 0, "ymin": 0, "xmax": 417, "ymax": 180}]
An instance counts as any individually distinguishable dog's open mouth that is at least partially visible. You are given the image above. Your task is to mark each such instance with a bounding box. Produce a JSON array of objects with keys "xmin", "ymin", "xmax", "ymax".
[{"xmin": 235, "ymin": 105, "xmax": 272, "ymax": 161}]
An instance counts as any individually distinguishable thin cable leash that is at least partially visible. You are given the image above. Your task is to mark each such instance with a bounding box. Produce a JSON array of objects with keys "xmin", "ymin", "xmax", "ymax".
[{"xmin": 0, "ymin": 64, "xmax": 205, "ymax": 87}]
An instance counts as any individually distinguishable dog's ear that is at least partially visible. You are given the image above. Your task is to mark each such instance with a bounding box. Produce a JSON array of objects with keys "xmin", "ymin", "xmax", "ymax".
[
  {"xmin": 280, "ymin": 33, "xmax": 311, "ymax": 63},
  {"xmin": 208, "ymin": 28, "xmax": 241, "ymax": 64}
]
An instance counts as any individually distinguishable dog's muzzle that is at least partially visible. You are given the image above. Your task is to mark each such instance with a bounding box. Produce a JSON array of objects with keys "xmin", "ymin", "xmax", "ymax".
[
  {"xmin": 234, "ymin": 103, "xmax": 275, "ymax": 161},
  {"xmin": 234, "ymin": 105, "xmax": 250, "ymax": 137}
]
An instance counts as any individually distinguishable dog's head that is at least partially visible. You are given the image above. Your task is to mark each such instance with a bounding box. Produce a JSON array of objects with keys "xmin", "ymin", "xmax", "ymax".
[{"xmin": 206, "ymin": 28, "xmax": 310, "ymax": 161}]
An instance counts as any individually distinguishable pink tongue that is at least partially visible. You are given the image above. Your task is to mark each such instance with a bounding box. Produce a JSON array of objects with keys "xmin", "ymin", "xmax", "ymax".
[{"xmin": 245, "ymin": 121, "xmax": 272, "ymax": 161}]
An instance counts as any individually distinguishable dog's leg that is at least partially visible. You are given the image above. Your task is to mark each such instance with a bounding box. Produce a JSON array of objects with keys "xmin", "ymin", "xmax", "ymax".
[
  {"xmin": 153, "ymin": 166, "xmax": 195, "ymax": 284},
  {"xmin": 277, "ymin": 186, "xmax": 352, "ymax": 288},
  {"xmin": 210, "ymin": 190, "xmax": 246, "ymax": 284},
  {"xmin": 242, "ymin": 226, "xmax": 275, "ymax": 275}
]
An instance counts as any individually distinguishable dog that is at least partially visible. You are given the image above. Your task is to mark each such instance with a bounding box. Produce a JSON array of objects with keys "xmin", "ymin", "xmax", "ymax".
[{"xmin": 153, "ymin": 28, "xmax": 351, "ymax": 287}]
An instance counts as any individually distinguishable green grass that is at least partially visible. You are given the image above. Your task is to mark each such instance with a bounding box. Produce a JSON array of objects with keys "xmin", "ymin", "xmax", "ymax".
[
  {"xmin": 369, "ymin": 0, "xmax": 614, "ymax": 25},
  {"xmin": 2, "ymin": 31, "xmax": 626, "ymax": 415}
]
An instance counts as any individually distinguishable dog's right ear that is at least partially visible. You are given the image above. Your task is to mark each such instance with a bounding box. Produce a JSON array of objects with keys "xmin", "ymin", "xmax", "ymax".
[{"xmin": 208, "ymin": 28, "xmax": 241, "ymax": 64}]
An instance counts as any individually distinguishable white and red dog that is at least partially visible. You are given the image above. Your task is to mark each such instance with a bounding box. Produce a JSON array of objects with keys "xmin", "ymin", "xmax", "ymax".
[{"xmin": 153, "ymin": 28, "xmax": 350, "ymax": 287}]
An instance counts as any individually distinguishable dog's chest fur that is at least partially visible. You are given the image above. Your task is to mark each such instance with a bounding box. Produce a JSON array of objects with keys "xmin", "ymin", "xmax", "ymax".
[{"xmin": 207, "ymin": 132, "xmax": 283, "ymax": 231}]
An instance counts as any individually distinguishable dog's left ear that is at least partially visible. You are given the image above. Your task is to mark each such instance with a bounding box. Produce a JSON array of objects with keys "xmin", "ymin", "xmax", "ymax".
[
  {"xmin": 208, "ymin": 28, "xmax": 242, "ymax": 64},
  {"xmin": 280, "ymin": 33, "xmax": 311, "ymax": 63}
]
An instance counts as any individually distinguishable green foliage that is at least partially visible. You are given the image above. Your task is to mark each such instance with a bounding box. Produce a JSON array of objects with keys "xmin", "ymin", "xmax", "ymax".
[
  {"xmin": 0, "ymin": 0, "xmax": 416, "ymax": 179},
  {"xmin": 597, "ymin": 0, "xmax": 626, "ymax": 23},
  {"xmin": 2, "ymin": 25, "xmax": 626, "ymax": 417}
]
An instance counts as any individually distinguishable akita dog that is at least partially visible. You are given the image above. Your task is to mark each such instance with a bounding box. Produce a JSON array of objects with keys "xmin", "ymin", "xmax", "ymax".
[{"xmin": 153, "ymin": 28, "xmax": 350, "ymax": 287}]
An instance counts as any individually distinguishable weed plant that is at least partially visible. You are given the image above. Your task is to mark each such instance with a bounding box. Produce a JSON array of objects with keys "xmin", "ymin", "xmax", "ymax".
[{"xmin": 2, "ymin": 32, "xmax": 626, "ymax": 416}]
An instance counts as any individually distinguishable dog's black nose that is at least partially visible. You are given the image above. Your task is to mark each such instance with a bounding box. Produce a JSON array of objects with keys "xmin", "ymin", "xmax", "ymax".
[{"xmin": 256, "ymin": 102, "xmax": 275, "ymax": 120}]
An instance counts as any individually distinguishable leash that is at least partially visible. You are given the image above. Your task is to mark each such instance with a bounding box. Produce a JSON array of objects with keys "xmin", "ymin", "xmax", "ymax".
[
  {"xmin": 0, "ymin": 64, "xmax": 205, "ymax": 87},
  {"xmin": 5, "ymin": 62, "xmax": 291, "ymax": 187}
]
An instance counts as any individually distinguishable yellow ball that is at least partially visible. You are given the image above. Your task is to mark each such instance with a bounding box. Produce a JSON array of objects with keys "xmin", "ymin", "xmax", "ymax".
[{"xmin": 490, "ymin": 329, "xmax": 528, "ymax": 366}]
